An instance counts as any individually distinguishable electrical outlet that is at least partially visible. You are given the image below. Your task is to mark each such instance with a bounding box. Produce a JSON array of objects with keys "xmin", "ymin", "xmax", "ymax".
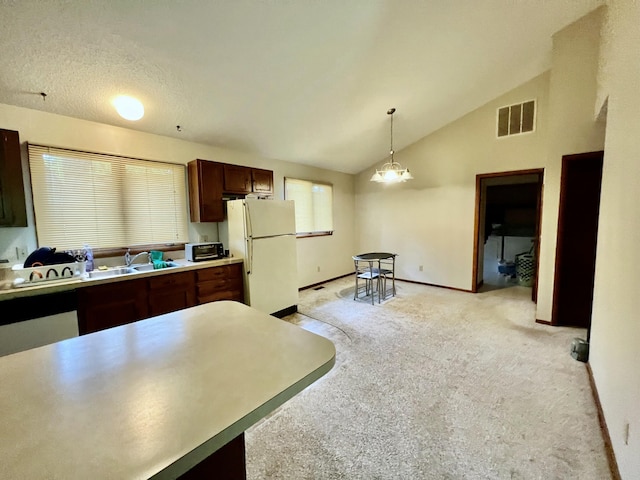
[
  {"xmin": 317, "ymin": 266, "xmax": 321, "ymax": 272},
  {"xmin": 419, "ymin": 265, "xmax": 424, "ymax": 272},
  {"xmin": 203, "ymin": 235, "xmax": 209, "ymax": 242},
  {"xmin": 16, "ymin": 246, "xmax": 27, "ymax": 260}
]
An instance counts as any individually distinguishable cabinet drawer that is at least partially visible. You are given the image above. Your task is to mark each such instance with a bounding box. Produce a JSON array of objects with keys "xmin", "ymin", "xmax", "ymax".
[
  {"xmin": 148, "ymin": 271, "xmax": 195, "ymax": 290},
  {"xmin": 198, "ymin": 276, "xmax": 242, "ymax": 294},
  {"xmin": 196, "ymin": 264, "xmax": 242, "ymax": 282},
  {"xmin": 197, "ymin": 279, "xmax": 244, "ymax": 304}
]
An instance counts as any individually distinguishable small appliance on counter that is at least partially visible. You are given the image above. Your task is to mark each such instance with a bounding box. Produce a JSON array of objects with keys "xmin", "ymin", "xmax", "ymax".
[{"xmin": 185, "ymin": 242, "xmax": 225, "ymax": 262}]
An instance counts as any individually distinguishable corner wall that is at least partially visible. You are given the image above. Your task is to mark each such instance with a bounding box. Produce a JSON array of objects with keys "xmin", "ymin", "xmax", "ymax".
[
  {"xmin": 589, "ymin": 0, "xmax": 640, "ymax": 477},
  {"xmin": 534, "ymin": 7, "xmax": 606, "ymax": 322},
  {"xmin": 0, "ymin": 103, "xmax": 356, "ymax": 288}
]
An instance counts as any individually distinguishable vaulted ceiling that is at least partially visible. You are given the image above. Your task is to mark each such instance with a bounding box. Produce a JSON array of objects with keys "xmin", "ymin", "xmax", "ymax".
[{"xmin": 0, "ymin": 0, "xmax": 602, "ymax": 174}]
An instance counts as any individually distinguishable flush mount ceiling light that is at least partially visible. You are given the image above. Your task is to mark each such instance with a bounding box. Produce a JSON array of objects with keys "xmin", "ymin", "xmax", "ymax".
[
  {"xmin": 370, "ymin": 108, "xmax": 413, "ymax": 183},
  {"xmin": 112, "ymin": 95, "xmax": 144, "ymax": 121}
]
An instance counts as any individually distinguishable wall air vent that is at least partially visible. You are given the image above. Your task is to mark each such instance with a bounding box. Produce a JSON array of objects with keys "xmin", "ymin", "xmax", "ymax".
[{"xmin": 497, "ymin": 100, "xmax": 536, "ymax": 138}]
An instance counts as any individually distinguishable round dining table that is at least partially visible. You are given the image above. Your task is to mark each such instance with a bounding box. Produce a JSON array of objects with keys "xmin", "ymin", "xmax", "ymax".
[{"xmin": 352, "ymin": 252, "xmax": 397, "ymax": 303}]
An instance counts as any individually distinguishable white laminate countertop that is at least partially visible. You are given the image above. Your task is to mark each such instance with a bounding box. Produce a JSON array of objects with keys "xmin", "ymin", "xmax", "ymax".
[
  {"xmin": 0, "ymin": 257, "xmax": 244, "ymax": 301},
  {"xmin": 0, "ymin": 301, "xmax": 335, "ymax": 479}
]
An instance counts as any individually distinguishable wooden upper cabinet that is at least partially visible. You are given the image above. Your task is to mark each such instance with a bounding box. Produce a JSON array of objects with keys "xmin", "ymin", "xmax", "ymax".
[
  {"xmin": 188, "ymin": 159, "xmax": 224, "ymax": 223},
  {"xmin": 251, "ymin": 168, "xmax": 274, "ymax": 195},
  {"xmin": 189, "ymin": 159, "xmax": 274, "ymax": 223},
  {"xmin": 0, "ymin": 129, "xmax": 27, "ymax": 227},
  {"xmin": 223, "ymin": 164, "xmax": 252, "ymax": 194}
]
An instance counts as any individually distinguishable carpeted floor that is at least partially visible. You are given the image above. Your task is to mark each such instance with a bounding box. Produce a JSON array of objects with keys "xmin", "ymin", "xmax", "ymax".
[{"xmin": 245, "ymin": 277, "xmax": 611, "ymax": 479}]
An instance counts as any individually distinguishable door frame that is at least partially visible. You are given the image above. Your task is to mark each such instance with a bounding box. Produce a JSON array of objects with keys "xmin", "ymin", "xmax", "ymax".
[
  {"xmin": 472, "ymin": 168, "xmax": 544, "ymax": 296},
  {"xmin": 551, "ymin": 151, "xmax": 603, "ymax": 328}
]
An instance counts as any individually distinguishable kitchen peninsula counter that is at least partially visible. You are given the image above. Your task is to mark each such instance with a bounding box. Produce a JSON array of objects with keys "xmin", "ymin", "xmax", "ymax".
[{"xmin": 0, "ymin": 301, "xmax": 335, "ymax": 479}]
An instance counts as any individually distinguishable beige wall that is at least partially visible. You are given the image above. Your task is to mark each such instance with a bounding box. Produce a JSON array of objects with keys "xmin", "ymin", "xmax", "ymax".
[
  {"xmin": 355, "ymin": 7, "xmax": 606, "ymax": 319},
  {"xmin": 355, "ymin": 72, "xmax": 550, "ymax": 290},
  {"xmin": 0, "ymin": 103, "xmax": 356, "ymax": 288},
  {"xmin": 590, "ymin": 1, "xmax": 640, "ymax": 477},
  {"xmin": 355, "ymin": 5, "xmax": 638, "ymax": 476},
  {"xmin": 535, "ymin": 7, "xmax": 606, "ymax": 322}
]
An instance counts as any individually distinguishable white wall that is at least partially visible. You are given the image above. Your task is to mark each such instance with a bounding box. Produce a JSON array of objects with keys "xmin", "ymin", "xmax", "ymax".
[
  {"xmin": 355, "ymin": 72, "xmax": 550, "ymax": 290},
  {"xmin": 0, "ymin": 103, "xmax": 356, "ymax": 288},
  {"xmin": 590, "ymin": 0, "xmax": 640, "ymax": 477},
  {"xmin": 535, "ymin": 7, "xmax": 606, "ymax": 322}
]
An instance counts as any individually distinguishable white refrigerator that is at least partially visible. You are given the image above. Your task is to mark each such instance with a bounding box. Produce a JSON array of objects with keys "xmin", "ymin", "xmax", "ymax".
[{"xmin": 226, "ymin": 198, "xmax": 298, "ymax": 316}]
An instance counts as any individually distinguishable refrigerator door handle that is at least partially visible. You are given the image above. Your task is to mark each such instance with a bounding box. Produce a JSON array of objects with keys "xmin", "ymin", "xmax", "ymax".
[
  {"xmin": 246, "ymin": 237, "xmax": 252, "ymax": 274},
  {"xmin": 245, "ymin": 200, "xmax": 253, "ymax": 240}
]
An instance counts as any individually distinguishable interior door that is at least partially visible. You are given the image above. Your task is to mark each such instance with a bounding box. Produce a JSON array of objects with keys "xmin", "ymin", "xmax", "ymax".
[{"xmin": 552, "ymin": 151, "xmax": 604, "ymax": 328}]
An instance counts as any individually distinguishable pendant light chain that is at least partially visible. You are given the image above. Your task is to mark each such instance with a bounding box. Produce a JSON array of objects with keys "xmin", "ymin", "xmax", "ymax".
[
  {"xmin": 370, "ymin": 107, "xmax": 414, "ymax": 183},
  {"xmin": 389, "ymin": 109, "xmax": 394, "ymax": 162}
]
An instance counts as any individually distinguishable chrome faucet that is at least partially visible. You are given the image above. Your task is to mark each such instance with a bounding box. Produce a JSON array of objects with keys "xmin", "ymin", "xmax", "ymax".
[{"xmin": 124, "ymin": 249, "xmax": 150, "ymax": 267}]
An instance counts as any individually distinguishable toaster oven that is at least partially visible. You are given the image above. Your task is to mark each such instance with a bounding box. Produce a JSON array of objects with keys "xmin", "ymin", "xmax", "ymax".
[{"xmin": 185, "ymin": 242, "xmax": 225, "ymax": 262}]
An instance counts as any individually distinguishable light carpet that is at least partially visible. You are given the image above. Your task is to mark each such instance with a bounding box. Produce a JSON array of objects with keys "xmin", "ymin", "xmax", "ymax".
[{"xmin": 245, "ymin": 277, "xmax": 610, "ymax": 479}]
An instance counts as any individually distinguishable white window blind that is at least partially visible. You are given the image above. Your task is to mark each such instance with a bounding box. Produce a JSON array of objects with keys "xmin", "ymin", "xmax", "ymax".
[
  {"xmin": 284, "ymin": 178, "xmax": 333, "ymax": 235},
  {"xmin": 28, "ymin": 144, "xmax": 189, "ymax": 250}
]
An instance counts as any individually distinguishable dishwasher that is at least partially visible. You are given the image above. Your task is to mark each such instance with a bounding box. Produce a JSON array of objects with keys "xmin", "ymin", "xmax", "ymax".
[{"xmin": 0, "ymin": 290, "xmax": 79, "ymax": 357}]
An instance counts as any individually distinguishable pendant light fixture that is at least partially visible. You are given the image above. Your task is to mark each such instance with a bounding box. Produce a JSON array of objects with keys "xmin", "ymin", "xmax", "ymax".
[{"xmin": 370, "ymin": 108, "xmax": 413, "ymax": 183}]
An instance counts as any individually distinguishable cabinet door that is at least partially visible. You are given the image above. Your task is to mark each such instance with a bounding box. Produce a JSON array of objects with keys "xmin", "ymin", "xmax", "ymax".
[
  {"xmin": 251, "ymin": 168, "xmax": 273, "ymax": 195},
  {"xmin": 147, "ymin": 271, "xmax": 196, "ymax": 317},
  {"xmin": 188, "ymin": 159, "xmax": 224, "ymax": 222},
  {"xmin": 0, "ymin": 129, "xmax": 27, "ymax": 227},
  {"xmin": 223, "ymin": 164, "xmax": 252, "ymax": 194},
  {"xmin": 77, "ymin": 278, "xmax": 149, "ymax": 334}
]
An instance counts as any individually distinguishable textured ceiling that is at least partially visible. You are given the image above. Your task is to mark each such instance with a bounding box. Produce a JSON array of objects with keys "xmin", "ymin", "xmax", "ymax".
[{"xmin": 0, "ymin": 0, "xmax": 602, "ymax": 174}]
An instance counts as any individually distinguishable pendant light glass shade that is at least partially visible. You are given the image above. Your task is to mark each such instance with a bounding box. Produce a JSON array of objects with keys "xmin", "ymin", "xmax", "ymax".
[{"xmin": 370, "ymin": 108, "xmax": 413, "ymax": 183}]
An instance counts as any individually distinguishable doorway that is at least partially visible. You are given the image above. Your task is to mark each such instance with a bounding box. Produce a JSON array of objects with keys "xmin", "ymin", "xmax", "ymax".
[
  {"xmin": 472, "ymin": 169, "xmax": 544, "ymax": 296},
  {"xmin": 552, "ymin": 151, "xmax": 603, "ymax": 329}
]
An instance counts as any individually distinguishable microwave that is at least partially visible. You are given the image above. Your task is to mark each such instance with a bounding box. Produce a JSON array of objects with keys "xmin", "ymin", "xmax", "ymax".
[{"xmin": 185, "ymin": 242, "xmax": 225, "ymax": 262}]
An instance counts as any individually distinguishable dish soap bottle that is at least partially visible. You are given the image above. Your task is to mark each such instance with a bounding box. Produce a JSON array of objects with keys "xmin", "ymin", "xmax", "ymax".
[{"xmin": 84, "ymin": 244, "xmax": 94, "ymax": 272}]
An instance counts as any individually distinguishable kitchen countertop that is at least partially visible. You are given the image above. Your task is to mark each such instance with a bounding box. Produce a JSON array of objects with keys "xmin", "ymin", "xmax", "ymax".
[
  {"xmin": 0, "ymin": 257, "xmax": 244, "ymax": 301},
  {"xmin": 0, "ymin": 300, "xmax": 336, "ymax": 479}
]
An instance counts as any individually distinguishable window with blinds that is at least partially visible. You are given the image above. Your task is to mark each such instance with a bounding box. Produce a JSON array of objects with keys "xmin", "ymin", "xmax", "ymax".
[
  {"xmin": 284, "ymin": 178, "xmax": 333, "ymax": 236},
  {"xmin": 28, "ymin": 144, "xmax": 189, "ymax": 250}
]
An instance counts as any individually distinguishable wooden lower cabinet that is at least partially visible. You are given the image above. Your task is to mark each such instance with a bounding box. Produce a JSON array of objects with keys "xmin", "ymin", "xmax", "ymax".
[
  {"xmin": 78, "ymin": 264, "xmax": 244, "ymax": 335},
  {"xmin": 196, "ymin": 263, "xmax": 244, "ymax": 304},
  {"xmin": 148, "ymin": 271, "xmax": 196, "ymax": 317},
  {"xmin": 77, "ymin": 278, "xmax": 149, "ymax": 335}
]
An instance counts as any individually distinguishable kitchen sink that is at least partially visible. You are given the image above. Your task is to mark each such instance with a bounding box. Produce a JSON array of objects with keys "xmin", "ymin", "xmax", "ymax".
[
  {"xmin": 87, "ymin": 267, "xmax": 136, "ymax": 279},
  {"xmin": 132, "ymin": 262, "xmax": 179, "ymax": 272},
  {"xmin": 86, "ymin": 262, "xmax": 180, "ymax": 279}
]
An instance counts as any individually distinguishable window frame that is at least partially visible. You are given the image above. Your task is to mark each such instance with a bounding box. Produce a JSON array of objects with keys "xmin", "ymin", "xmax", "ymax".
[
  {"xmin": 27, "ymin": 144, "xmax": 189, "ymax": 257},
  {"xmin": 284, "ymin": 177, "xmax": 334, "ymax": 238}
]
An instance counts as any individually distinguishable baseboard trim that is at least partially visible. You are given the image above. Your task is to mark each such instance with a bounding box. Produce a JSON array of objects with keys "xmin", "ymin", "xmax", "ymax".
[
  {"xmin": 271, "ymin": 305, "xmax": 297, "ymax": 319},
  {"xmin": 395, "ymin": 278, "xmax": 473, "ymax": 293},
  {"xmin": 535, "ymin": 319, "xmax": 552, "ymax": 325},
  {"xmin": 300, "ymin": 273, "xmax": 352, "ymax": 291},
  {"xmin": 586, "ymin": 363, "xmax": 622, "ymax": 480},
  {"xmin": 301, "ymin": 274, "xmax": 474, "ymax": 294}
]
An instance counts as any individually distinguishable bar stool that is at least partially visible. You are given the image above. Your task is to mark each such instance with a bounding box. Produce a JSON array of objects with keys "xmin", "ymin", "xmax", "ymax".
[
  {"xmin": 376, "ymin": 255, "xmax": 396, "ymax": 300},
  {"xmin": 353, "ymin": 257, "xmax": 379, "ymax": 304}
]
